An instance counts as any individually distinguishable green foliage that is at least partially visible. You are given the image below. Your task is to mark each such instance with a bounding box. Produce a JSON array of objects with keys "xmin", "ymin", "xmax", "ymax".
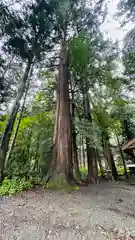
[
  {"xmin": 80, "ymin": 165, "xmax": 129, "ymax": 178},
  {"xmin": 0, "ymin": 119, "xmax": 5, "ymax": 133},
  {"xmin": 6, "ymin": 78, "xmax": 54, "ymax": 179},
  {"xmin": 68, "ymin": 33, "xmax": 90, "ymax": 75},
  {"xmin": 0, "ymin": 178, "xmax": 33, "ymax": 196},
  {"xmin": 4, "ymin": 0, "xmax": 56, "ymax": 61},
  {"xmin": 77, "ymin": 119, "xmax": 102, "ymax": 150},
  {"xmin": 80, "ymin": 166, "xmax": 101, "ymax": 180},
  {"xmin": 80, "ymin": 167, "xmax": 88, "ymax": 181},
  {"xmin": 118, "ymin": 0, "xmax": 135, "ymax": 21},
  {"xmin": 123, "ymin": 50, "xmax": 135, "ymax": 77}
]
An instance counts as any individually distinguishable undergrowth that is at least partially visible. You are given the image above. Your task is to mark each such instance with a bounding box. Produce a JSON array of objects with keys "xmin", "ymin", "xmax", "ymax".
[
  {"xmin": 80, "ymin": 166, "xmax": 101, "ymax": 180},
  {"xmin": 0, "ymin": 178, "xmax": 34, "ymax": 196},
  {"xmin": 0, "ymin": 175, "xmax": 79, "ymax": 196},
  {"xmin": 80, "ymin": 166, "xmax": 129, "ymax": 180},
  {"xmin": 0, "ymin": 166, "xmax": 129, "ymax": 196}
]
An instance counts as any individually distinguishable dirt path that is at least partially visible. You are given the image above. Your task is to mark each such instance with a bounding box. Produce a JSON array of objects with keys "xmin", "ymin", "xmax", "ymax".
[{"xmin": 0, "ymin": 182, "xmax": 135, "ymax": 240}]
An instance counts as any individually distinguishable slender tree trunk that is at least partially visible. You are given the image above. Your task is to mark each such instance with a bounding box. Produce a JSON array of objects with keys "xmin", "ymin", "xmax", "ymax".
[
  {"xmin": 78, "ymin": 116, "xmax": 85, "ymax": 169},
  {"xmin": 116, "ymin": 135, "xmax": 128, "ymax": 179},
  {"xmin": 102, "ymin": 135, "xmax": 109, "ymax": 171},
  {"xmin": 26, "ymin": 127, "xmax": 33, "ymax": 175},
  {"xmin": 96, "ymin": 150, "xmax": 105, "ymax": 177},
  {"xmin": 5, "ymin": 81, "xmax": 30, "ymax": 168},
  {"xmin": 123, "ymin": 119, "xmax": 133, "ymax": 140},
  {"xmin": 52, "ymin": 42, "xmax": 74, "ymax": 185},
  {"xmin": 103, "ymin": 132, "xmax": 118, "ymax": 180},
  {"xmin": 0, "ymin": 60, "xmax": 32, "ymax": 181},
  {"xmin": 109, "ymin": 148, "xmax": 118, "ymax": 180},
  {"xmin": 83, "ymin": 90, "xmax": 97, "ymax": 182},
  {"xmin": 72, "ymin": 120, "xmax": 80, "ymax": 180},
  {"xmin": 82, "ymin": 133, "xmax": 86, "ymax": 169},
  {"xmin": 78, "ymin": 133, "xmax": 82, "ymax": 168},
  {"xmin": 72, "ymin": 128, "xmax": 80, "ymax": 180},
  {"xmin": 70, "ymin": 82, "xmax": 80, "ymax": 180},
  {"xmin": 81, "ymin": 133, "xmax": 84, "ymax": 168},
  {"xmin": 35, "ymin": 134, "xmax": 40, "ymax": 173},
  {"xmin": 93, "ymin": 148, "xmax": 98, "ymax": 183}
]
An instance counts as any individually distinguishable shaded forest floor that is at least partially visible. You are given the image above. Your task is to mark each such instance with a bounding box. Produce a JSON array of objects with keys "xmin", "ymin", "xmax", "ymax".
[{"xmin": 0, "ymin": 181, "xmax": 135, "ymax": 240}]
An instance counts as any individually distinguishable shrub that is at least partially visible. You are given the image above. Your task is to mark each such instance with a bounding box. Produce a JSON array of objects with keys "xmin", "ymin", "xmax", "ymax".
[
  {"xmin": 0, "ymin": 178, "xmax": 33, "ymax": 196},
  {"xmin": 80, "ymin": 166, "xmax": 101, "ymax": 180}
]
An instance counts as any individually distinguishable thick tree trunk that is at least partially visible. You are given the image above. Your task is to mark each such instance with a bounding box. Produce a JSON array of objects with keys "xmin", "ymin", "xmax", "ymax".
[
  {"xmin": 0, "ymin": 60, "xmax": 32, "ymax": 181},
  {"xmin": 52, "ymin": 43, "xmax": 74, "ymax": 185}
]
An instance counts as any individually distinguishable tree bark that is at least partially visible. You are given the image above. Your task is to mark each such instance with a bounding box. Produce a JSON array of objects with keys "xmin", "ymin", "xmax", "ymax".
[
  {"xmin": 83, "ymin": 90, "xmax": 97, "ymax": 182},
  {"xmin": 78, "ymin": 133, "xmax": 82, "ymax": 168},
  {"xmin": 72, "ymin": 127, "xmax": 80, "ymax": 180},
  {"xmin": 52, "ymin": 42, "xmax": 74, "ymax": 185},
  {"xmin": 82, "ymin": 133, "xmax": 86, "ymax": 169},
  {"xmin": 116, "ymin": 135, "xmax": 128, "ymax": 179},
  {"xmin": 0, "ymin": 60, "xmax": 32, "ymax": 181},
  {"xmin": 102, "ymin": 135, "xmax": 109, "ymax": 171},
  {"xmin": 96, "ymin": 150, "xmax": 105, "ymax": 177},
  {"xmin": 70, "ymin": 81, "xmax": 80, "ymax": 180},
  {"xmin": 103, "ymin": 132, "xmax": 118, "ymax": 180}
]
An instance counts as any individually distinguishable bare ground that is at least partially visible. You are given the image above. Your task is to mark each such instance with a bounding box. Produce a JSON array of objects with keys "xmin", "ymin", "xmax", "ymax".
[{"xmin": 0, "ymin": 181, "xmax": 135, "ymax": 240}]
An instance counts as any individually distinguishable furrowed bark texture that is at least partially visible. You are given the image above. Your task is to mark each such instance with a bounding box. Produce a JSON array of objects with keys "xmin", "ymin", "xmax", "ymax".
[{"xmin": 52, "ymin": 43, "xmax": 74, "ymax": 184}]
